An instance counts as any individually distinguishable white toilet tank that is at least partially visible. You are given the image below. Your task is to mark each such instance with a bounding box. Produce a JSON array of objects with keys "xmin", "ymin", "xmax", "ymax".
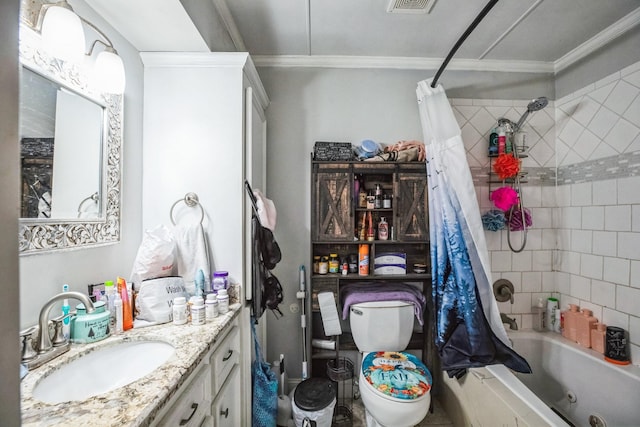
[{"xmin": 349, "ymin": 300, "xmax": 414, "ymax": 352}]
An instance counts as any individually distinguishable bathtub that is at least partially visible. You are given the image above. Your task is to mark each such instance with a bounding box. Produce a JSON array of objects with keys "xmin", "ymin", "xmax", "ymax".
[{"xmin": 486, "ymin": 330, "xmax": 640, "ymax": 427}]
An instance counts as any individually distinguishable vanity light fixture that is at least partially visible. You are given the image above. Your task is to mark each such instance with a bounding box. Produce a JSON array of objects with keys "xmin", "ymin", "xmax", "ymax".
[
  {"xmin": 39, "ymin": 1, "xmax": 85, "ymax": 64},
  {"xmin": 36, "ymin": 0, "xmax": 126, "ymax": 94}
]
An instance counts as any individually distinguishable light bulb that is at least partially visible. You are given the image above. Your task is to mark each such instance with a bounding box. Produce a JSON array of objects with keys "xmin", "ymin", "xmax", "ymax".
[
  {"xmin": 41, "ymin": 5, "xmax": 86, "ymax": 64},
  {"xmin": 93, "ymin": 50, "xmax": 126, "ymax": 94}
]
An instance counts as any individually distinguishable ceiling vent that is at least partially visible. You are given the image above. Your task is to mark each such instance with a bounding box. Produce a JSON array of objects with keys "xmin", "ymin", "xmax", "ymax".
[{"xmin": 386, "ymin": 0, "xmax": 437, "ymax": 14}]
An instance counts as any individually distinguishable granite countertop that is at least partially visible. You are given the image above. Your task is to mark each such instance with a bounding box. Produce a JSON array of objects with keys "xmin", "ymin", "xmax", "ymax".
[{"xmin": 21, "ymin": 303, "xmax": 243, "ymax": 427}]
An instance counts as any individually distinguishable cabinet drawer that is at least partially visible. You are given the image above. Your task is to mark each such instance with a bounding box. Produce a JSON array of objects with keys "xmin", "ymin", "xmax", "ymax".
[
  {"xmin": 156, "ymin": 364, "xmax": 210, "ymax": 427},
  {"xmin": 211, "ymin": 325, "xmax": 239, "ymax": 393},
  {"xmin": 212, "ymin": 365, "xmax": 240, "ymax": 427}
]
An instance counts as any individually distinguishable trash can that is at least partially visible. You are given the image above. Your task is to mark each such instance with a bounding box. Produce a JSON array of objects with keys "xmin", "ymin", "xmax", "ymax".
[{"xmin": 292, "ymin": 378, "xmax": 336, "ymax": 427}]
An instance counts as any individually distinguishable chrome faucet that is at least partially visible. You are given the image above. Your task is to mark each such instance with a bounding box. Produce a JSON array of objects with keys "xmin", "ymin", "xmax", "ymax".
[
  {"xmin": 21, "ymin": 291, "xmax": 95, "ymax": 370},
  {"xmin": 501, "ymin": 313, "xmax": 518, "ymax": 330}
]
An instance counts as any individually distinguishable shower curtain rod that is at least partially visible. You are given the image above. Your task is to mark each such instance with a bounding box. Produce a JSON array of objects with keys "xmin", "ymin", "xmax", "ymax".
[{"xmin": 430, "ymin": 0, "xmax": 499, "ymax": 88}]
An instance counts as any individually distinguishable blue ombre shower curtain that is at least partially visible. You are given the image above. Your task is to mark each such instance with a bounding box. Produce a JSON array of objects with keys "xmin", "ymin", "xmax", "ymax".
[{"xmin": 416, "ymin": 79, "xmax": 530, "ymax": 378}]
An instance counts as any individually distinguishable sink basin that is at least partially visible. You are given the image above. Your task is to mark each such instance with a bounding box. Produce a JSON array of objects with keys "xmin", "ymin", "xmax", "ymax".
[{"xmin": 32, "ymin": 340, "xmax": 175, "ymax": 404}]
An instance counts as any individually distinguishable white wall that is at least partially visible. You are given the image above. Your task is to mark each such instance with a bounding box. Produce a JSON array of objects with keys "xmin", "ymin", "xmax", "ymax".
[
  {"xmin": 140, "ymin": 53, "xmax": 249, "ymax": 285},
  {"xmin": 19, "ymin": 0, "xmax": 145, "ymax": 329}
]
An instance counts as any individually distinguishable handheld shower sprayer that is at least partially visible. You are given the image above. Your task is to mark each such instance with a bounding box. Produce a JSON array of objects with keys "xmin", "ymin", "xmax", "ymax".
[{"xmin": 514, "ymin": 96, "xmax": 548, "ymax": 132}]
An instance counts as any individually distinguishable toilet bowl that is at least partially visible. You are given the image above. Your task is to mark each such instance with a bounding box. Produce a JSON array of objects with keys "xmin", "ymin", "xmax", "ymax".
[
  {"xmin": 359, "ymin": 351, "xmax": 432, "ymax": 427},
  {"xmin": 348, "ymin": 300, "xmax": 432, "ymax": 427}
]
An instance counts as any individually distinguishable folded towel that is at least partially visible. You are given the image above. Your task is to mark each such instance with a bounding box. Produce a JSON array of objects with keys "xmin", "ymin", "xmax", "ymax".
[
  {"xmin": 172, "ymin": 223, "xmax": 210, "ymax": 295},
  {"xmin": 340, "ymin": 282, "xmax": 426, "ymax": 325}
]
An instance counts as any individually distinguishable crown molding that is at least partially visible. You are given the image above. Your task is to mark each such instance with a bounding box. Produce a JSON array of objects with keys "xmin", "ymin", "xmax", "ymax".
[
  {"xmin": 252, "ymin": 55, "xmax": 554, "ymax": 73},
  {"xmin": 554, "ymin": 6, "xmax": 640, "ymax": 73}
]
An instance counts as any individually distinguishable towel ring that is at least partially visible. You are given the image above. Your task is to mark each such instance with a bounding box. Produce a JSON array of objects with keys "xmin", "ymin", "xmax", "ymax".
[{"xmin": 170, "ymin": 192, "xmax": 204, "ymax": 225}]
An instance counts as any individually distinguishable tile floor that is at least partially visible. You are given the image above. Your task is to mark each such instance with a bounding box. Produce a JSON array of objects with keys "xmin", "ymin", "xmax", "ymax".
[{"xmin": 350, "ymin": 397, "xmax": 453, "ymax": 427}]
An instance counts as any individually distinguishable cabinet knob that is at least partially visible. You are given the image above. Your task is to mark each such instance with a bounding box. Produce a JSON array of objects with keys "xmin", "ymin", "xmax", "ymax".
[
  {"xmin": 179, "ymin": 403, "xmax": 198, "ymax": 425},
  {"xmin": 220, "ymin": 407, "xmax": 229, "ymax": 418}
]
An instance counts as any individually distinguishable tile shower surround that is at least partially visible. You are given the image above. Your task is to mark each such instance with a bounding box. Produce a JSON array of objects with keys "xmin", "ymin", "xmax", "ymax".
[{"xmin": 452, "ymin": 59, "xmax": 640, "ymax": 365}]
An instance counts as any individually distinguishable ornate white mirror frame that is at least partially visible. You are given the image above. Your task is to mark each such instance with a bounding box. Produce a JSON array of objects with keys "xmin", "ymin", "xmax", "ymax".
[{"xmin": 18, "ymin": 21, "xmax": 123, "ymax": 255}]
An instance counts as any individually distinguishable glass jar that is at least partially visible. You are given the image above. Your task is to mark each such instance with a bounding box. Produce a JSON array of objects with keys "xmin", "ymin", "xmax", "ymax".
[
  {"xmin": 383, "ymin": 193, "xmax": 392, "ymax": 209},
  {"xmin": 319, "ymin": 256, "xmax": 329, "ymax": 275},
  {"xmin": 328, "ymin": 253, "xmax": 340, "ymax": 274},
  {"xmin": 313, "ymin": 256, "xmax": 321, "ymax": 274}
]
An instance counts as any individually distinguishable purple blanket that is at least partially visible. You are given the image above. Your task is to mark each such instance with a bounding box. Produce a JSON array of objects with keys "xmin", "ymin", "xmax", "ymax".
[{"xmin": 340, "ymin": 282, "xmax": 426, "ymax": 325}]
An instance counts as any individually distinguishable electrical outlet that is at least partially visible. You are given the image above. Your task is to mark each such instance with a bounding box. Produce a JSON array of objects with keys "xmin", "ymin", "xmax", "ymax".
[{"xmin": 289, "ymin": 303, "xmax": 299, "ymax": 314}]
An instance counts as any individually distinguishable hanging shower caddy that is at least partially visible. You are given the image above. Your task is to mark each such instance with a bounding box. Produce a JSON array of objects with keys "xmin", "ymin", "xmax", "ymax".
[{"xmin": 487, "ymin": 119, "xmax": 530, "ymax": 252}]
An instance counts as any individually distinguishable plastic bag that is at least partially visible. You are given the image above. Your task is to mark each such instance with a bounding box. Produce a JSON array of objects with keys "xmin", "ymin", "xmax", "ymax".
[{"xmin": 130, "ymin": 225, "xmax": 176, "ymax": 286}]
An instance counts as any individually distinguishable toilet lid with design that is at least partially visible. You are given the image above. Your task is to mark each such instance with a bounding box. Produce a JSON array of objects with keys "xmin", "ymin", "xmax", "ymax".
[{"xmin": 361, "ymin": 351, "xmax": 432, "ymax": 401}]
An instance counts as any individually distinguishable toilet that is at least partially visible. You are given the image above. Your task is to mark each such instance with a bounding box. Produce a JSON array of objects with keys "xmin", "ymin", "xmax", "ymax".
[{"xmin": 349, "ymin": 300, "xmax": 432, "ymax": 427}]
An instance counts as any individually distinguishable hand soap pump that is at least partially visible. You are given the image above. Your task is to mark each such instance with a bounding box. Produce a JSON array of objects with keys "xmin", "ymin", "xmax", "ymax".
[{"xmin": 533, "ymin": 298, "xmax": 546, "ymax": 332}]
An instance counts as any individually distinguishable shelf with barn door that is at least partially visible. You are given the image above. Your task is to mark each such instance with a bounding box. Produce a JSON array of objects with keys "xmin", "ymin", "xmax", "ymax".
[{"xmin": 309, "ymin": 158, "xmax": 438, "ymax": 384}]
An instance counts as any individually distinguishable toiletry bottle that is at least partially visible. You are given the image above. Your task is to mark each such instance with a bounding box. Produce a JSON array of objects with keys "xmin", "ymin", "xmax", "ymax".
[
  {"xmin": 562, "ymin": 304, "xmax": 579, "ymax": 342},
  {"xmin": 117, "ymin": 277, "xmax": 133, "ymax": 331},
  {"xmin": 205, "ymin": 293, "xmax": 218, "ymax": 321},
  {"xmin": 114, "ymin": 291, "xmax": 123, "ymax": 334},
  {"xmin": 358, "ymin": 244, "xmax": 369, "ymax": 276},
  {"xmin": 191, "ymin": 296, "xmax": 205, "ymax": 325},
  {"xmin": 366, "ymin": 212, "xmax": 375, "ymax": 241},
  {"xmin": 103, "ymin": 280, "xmax": 116, "ymax": 330},
  {"xmin": 212, "ymin": 271, "xmax": 229, "ymax": 292},
  {"xmin": 378, "ymin": 217, "xmax": 389, "ymax": 240},
  {"xmin": 489, "ymin": 127, "xmax": 498, "ymax": 156},
  {"xmin": 374, "ymin": 184, "xmax": 382, "ymax": 209},
  {"xmin": 546, "ymin": 297, "xmax": 558, "ymax": 332},
  {"xmin": 217, "ymin": 289, "xmax": 229, "ymax": 314},
  {"xmin": 61, "ymin": 284, "xmax": 70, "ymax": 340},
  {"xmin": 576, "ymin": 309, "xmax": 597, "ymax": 348},
  {"xmin": 554, "ymin": 309, "xmax": 562, "ymax": 333},
  {"xmin": 195, "ymin": 269, "xmax": 205, "ymax": 297},
  {"xmin": 173, "ymin": 297, "xmax": 187, "ymax": 325},
  {"xmin": 532, "ymin": 298, "xmax": 546, "ymax": 332},
  {"xmin": 328, "ymin": 254, "xmax": 340, "ymax": 274},
  {"xmin": 591, "ymin": 323, "xmax": 606, "ymax": 354},
  {"xmin": 498, "ymin": 126, "xmax": 506, "ymax": 155}
]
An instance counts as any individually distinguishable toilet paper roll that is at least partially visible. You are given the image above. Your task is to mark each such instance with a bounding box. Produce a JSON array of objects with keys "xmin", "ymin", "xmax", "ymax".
[
  {"xmin": 311, "ymin": 339, "xmax": 336, "ymax": 350},
  {"xmin": 317, "ymin": 292, "xmax": 342, "ymax": 336}
]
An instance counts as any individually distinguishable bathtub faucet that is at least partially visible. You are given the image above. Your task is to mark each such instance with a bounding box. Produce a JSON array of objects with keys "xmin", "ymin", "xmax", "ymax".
[{"xmin": 500, "ymin": 313, "xmax": 518, "ymax": 330}]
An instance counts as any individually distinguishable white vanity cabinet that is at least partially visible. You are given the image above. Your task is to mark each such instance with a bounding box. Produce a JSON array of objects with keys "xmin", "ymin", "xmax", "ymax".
[{"xmin": 152, "ymin": 319, "xmax": 241, "ymax": 427}]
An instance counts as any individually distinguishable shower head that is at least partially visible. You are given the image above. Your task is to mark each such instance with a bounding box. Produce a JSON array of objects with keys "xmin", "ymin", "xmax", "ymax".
[{"xmin": 514, "ymin": 96, "xmax": 548, "ymax": 131}]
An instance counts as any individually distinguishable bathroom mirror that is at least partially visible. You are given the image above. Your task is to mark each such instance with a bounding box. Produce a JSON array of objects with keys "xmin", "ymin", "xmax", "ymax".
[
  {"xmin": 18, "ymin": 27, "xmax": 123, "ymax": 254},
  {"xmin": 20, "ymin": 67, "xmax": 104, "ymax": 220}
]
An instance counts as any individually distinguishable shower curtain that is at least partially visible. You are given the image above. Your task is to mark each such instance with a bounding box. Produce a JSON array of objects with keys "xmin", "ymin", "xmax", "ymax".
[{"xmin": 416, "ymin": 79, "xmax": 531, "ymax": 378}]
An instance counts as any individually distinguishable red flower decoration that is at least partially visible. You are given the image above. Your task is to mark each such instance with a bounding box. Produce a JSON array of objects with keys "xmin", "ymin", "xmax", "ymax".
[
  {"xmin": 493, "ymin": 153, "xmax": 520, "ymax": 180},
  {"xmin": 490, "ymin": 187, "xmax": 519, "ymax": 211}
]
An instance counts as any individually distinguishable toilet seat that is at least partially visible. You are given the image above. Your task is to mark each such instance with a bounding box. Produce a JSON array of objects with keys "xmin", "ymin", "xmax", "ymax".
[{"xmin": 360, "ymin": 351, "xmax": 432, "ymax": 402}]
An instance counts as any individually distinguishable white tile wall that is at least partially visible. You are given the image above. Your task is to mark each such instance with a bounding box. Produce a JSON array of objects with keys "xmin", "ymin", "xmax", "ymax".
[{"xmin": 459, "ymin": 60, "xmax": 640, "ymax": 365}]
